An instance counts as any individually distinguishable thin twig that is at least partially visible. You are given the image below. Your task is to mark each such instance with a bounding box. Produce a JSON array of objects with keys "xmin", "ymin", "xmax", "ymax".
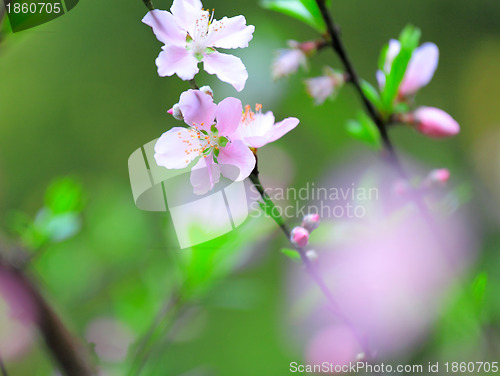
[
  {"xmin": 0, "ymin": 249, "xmax": 94, "ymax": 376},
  {"xmin": 249, "ymin": 171, "xmax": 372, "ymax": 359},
  {"xmin": 0, "ymin": 354, "xmax": 8, "ymax": 376}
]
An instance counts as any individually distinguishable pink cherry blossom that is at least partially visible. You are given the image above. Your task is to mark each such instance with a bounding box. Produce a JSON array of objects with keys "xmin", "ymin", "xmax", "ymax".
[
  {"xmin": 234, "ymin": 104, "xmax": 299, "ymax": 148},
  {"xmin": 413, "ymin": 106, "xmax": 460, "ymax": 138},
  {"xmin": 272, "ymin": 40, "xmax": 307, "ymax": 80},
  {"xmin": 154, "ymin": 90, "xmax": 256, "ymax": 195},
  {"xmin": 302, "ymin": 213, "xmax": 320, "ymax": 232},
  {"xmin": 142, "ymin": 0, "xmax": 254, "ymax": 91},
  {"xmin": 377, "ymin": 39, "xmax": 439, "ymax": 97},
  {"xmin": 305, "ymin": 66, "xmax": 345, "ymax": 105},
  {"xmin": 424, "ymin": 168, "xmax": 451, "ymax": 187},
  {"xmin": 291, "ymin": 226, "xmax": 309, "ymax": 248}
]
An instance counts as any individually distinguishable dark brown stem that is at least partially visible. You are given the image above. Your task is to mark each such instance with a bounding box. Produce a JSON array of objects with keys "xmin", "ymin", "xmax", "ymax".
[
  {"xmin": 142, "ymin": 0, "xmax": 154, "ymax": 11},
  {"xmin": 249, "ymin": 171, "xmax": 372, "ymax": 359},
  {"xmin": 0, "ymin": 252, "xmax": 94, "ymax": 376},
  {"xmin": 0, "ymin": 355, "xmax": 8, "ymax": 376},
  {"xmin": 314, "ymin": 0, "xmax": 405, "ymax": 172}
]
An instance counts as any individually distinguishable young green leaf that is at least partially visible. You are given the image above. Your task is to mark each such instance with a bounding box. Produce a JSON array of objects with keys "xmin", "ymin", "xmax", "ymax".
[
  {"xmin": 380, "ymin": 25, "xmax": 421, "ymax": 111},
  {"xmin": 346, "ymin": 112, "xmax": 381, "ymax": 149},
  {"xmin": 361, "ymin": 80, "xmax": 382, "ymax": 110},
  {"xmin": 260, "ymin": 0, "xmax": 327, "ymax": 32},
  {"xmin": 281, "ymin": 248, "xmax": 301, "ymax": 261}
]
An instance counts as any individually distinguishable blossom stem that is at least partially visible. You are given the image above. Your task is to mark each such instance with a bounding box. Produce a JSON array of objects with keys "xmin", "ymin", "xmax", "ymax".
[
  {"xmin": 0, "ymin": 246, "xmax": 94, "ymax": 376},
  {"xmin": 314, "ymin": 0, "xmax": 396, "ymax": 154},
  {"xmin": 0, "ymin": 355, "xmax": 8, "ymax": 376},
  {"xmin": 188, "ymin": 78, "xmax": 199, "ymax": 90},
  {"xmin": 248, "ymin": 170, "xmax": 371, "ymax": 359},
  {"xmin": 142, "ymin": 0, "xmax": 154, "ymax": 11}
]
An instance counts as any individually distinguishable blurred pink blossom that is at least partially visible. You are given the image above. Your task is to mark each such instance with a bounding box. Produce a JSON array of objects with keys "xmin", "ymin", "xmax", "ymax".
[
  {"xmin": 272, "ymin": 41, "xmax": 307, "ymax": 80},
  {"xmin": 377, "ymin": 40, "xmax": 439, "ymax": 97},
  {"xmin": 413, "ymin": 106, "xmax": 460, "ymax": 138}
]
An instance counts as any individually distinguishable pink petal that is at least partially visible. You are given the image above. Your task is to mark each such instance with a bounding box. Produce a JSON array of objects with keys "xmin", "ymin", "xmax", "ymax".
[
  {"xmin": 384, "ymin": 39, "xmax": 401, "ymax": 72},
  {"xmin": 178, "ymin": 89, "xmax": 217, "ymax": 128},
  {"xmin": 142, "ymin": 10, "xmax": 186, "ymax": 45},
  {"xmin": 218, "ymin": 141, "xmax": 256, "ymax": 181},
  {"xmin": 156, "ymin": 45, "xmax": 199, "ymax": 80},
  {"xmin": 190, "ymin": 156, "xmax": 221, "ymax": 195},
  {"xmin": 203, "ymin": 51, "xmax": 248, "ymax": 92},
  {"xmin": 400, "ymin": 43, "xmax": 439, "ymax": 95},
  {"xmin": 414, "ymin": 106, "xmax": 459, "ymax": 138},
  {"xmin": 264, "ymin": 117, "xmax": 299, "ymax": 144},
  {"xmin": 154, "ymin": 127, "xmax": 201, "ymax": 169},
  {"xmin": 376, "ymin": 70, "xmax": 386, "ymax": 89},
  {"xmin": 236, "ymin": 111, "xmax": 275, "ymax": 144},
  {"xmin": 208, "ymin": 15, "xmax": 255, "ymax": 49},
  {"xmin": 215, "ymin": 97, "xmax": 243, "ymax": 137},
  {"xmin": 170, "ymin": 0, "xmax": 203, "ymax": 36}
]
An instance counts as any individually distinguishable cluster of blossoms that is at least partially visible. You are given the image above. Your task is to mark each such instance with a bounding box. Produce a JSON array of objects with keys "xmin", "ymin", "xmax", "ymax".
[
  {"xmin": 272, "ymin": 36, "xmax": 460, "ymax": 138},
  {"xmin": 378, "ymin": 40, "xmax": 460, "ymax": 138},
  {"xmin": 290, "ymin": 213, "xmax": 320, "ymax": 254},
  {"xmin": 143, "ymin": 0, "xmax": 299, "ymax": 194}
]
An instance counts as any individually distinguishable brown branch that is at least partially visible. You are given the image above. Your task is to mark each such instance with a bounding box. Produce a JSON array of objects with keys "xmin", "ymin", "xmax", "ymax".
[{"xmin": 0, "ymin": 249, "xmax": 94, "ymax": 376}]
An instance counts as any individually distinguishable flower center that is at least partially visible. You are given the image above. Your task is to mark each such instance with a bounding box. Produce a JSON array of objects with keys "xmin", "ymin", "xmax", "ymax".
[
  {"xmin": 181, "ymin": 123, "xmax": 229, "ymax": 163},
  {"xmin": 241, "ymin": 104, "xmax": 262, "ymax": 125},
  {"xmin": 186, "ymin": 9, "xmax": 216, "ymax": 58}
]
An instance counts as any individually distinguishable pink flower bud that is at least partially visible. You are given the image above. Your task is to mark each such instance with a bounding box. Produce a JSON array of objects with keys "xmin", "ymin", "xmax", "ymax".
[
  {"xmin": 305, "ymin": 67, "xmax": 345, "ymax": 105},
  {"xmin": 168, "ymin": 103, "xmax": 183, "ymax": 121},
  {"xmin": 199, "ymin": 85, "xmax": 213, "ymax": 98},
  {"xmin": 272, "ymin": 40, "xmax": 307, "ymax": 80},
  {"xmin": 302, "ymin": 213, "xmax": 320, "ymax": 232},
  {"xmin": 413, "ymin": 107, "xmax": 460, "ymax": 138},
  {"xmin": 424, "ymin": 168, "xmax": 450, "ymax": 187},
  {"xmin": 291, "ymin": 226, "xmax": 309, "ymax": 248}
]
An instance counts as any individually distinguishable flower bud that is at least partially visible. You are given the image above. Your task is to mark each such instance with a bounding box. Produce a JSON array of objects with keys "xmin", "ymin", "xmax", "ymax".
[
  {"xmin": 305, "ymin": 249, "xmax": 318, "ymax": 262},
  {"xmin": 301, "ymin": 213, "xmax": 320, "ymax": 232},
  {"xmin": 272, "ymin": 40, "xmax": 307, "ymax": 80},
  {"xmin": 413, "ymin": 107, "xmax": 460, "ymax": 138},
  {"xmin": 424, "ymin": 168, "xmax": 450, "ymax": 187},
  {"xmin": 305, "ymin": 67, "xmax": 345, "ymax": 105},
  {"xmin": 290, "ymin": 226, "xmax": 309, "ymax": 248},
  {"xmin": 199, "ymin": 85, "xmax": 214, "ymax": 98},
  {"xmin": 168, "ymin": 103, "xmax": 183, "ymax": 121}
]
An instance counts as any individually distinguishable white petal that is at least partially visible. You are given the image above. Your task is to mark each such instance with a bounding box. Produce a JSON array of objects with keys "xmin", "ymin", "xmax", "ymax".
[
  {"xmin": 215, "ymin": 97, "xmax": 243, "ymax": 137},
  {"xmin": 190, "ymin": 156, "xmax": 221, "ymax": 195},
  {"xmin": 170, "ymin": 0, "xmax": 203, "ymax": 36},
  {"xmin": 154, "ymin": 127, "xmax": 201, "ymax": 169},
  {"xmin": 142, "ymin": 10, "xmax": 186, "ymax": 45},
  {"xmin": 156, "ymin": 45, "xmax": 199, "ymax": 80},
  {"xmin": 178, "ymin": 89, "xmax": 217, "ymax": 128},
  {"xmin": 218, "ymin": 141, "xmax": 256, "ymax": 181},
  {"xmin": 400, "ymin": 42, "xmax": 439, "ymax": 95},
  {"xmin": 208, "ymin": 15, "xmax": 255, "ymax": 49},
  {"xmin": 203, "ymin": 52, "xmax": 248, "ymax": 92}
]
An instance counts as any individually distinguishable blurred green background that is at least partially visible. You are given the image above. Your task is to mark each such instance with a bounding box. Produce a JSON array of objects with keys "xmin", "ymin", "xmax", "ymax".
[{"xmin": 0, "ymin": 0, "xmax": 500, "ymax": 375}]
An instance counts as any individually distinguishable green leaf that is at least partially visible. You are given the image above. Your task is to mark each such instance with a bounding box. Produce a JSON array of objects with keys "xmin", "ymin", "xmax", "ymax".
[
  {"xmin": 45, "ymin": 177, "xmax": 85, "ymax": 214},
  {"xmin": 380, "ymin": 25, "xmax": 421, "ymax": 112},
  {"xmin": 281, "ymin": 248, "xmax": 301, "ymax": 261},
  {"xmin": 472, "ymin": 272, "xmax": 488, "ymax": 310},
  {"xmin": 378, "ymin": 43, "xmax": 389, "ymax": 72},
  {"xmin": 260, "ymin": 0, "xmax": 327, "ymax": 32},
  {"xmin": 361, "ymin": 80, "xmax": 382, "ymax": 110},
  {"xmin": 346, "ymin": 112, "xmax": 381, "ymax": 149}
]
